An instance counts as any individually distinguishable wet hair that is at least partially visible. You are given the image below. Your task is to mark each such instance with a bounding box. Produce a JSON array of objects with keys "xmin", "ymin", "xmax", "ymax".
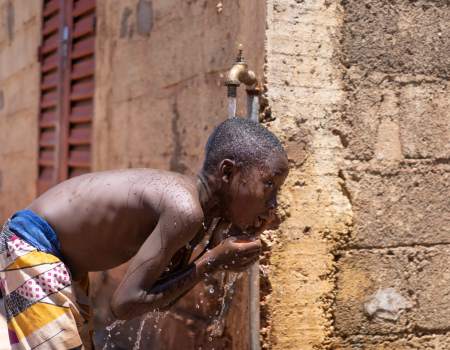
[{"xmin": 202, "ymin": 117, "xmax": 286, "ymax": 175}]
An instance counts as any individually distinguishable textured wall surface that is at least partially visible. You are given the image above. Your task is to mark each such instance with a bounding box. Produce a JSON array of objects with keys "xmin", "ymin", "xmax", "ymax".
[
  {"xmin": 263, "ymin": 1, "xmax": 351, "ymax": 349},
  {"xmin": 93, "ymin": 0, "xmax": 265, "ymax": 174},
  {"xmin": 263, "ymin": 0, "xmax": 450, "ymax": 349},
  {"xmin": 332, "ymin": 0, "xmax": 450, "ymax": 348},
  {"xmin": 0, "ymin": 1, "xmax": 40, "ymax": 222}
]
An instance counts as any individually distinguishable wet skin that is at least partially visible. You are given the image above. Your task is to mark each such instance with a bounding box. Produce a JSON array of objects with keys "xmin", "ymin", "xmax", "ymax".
[{"xmin": 28, "ymin": 152, "xmax": 289, "ymax": 320}]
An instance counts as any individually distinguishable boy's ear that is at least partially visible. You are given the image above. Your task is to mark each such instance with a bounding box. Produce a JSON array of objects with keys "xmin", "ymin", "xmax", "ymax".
[{"xmin": 219, "ymin": 159, "xmax": 236, "ymax": 183}]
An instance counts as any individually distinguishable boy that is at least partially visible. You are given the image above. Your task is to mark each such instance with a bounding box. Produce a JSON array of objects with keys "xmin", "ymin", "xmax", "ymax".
[{"xmin": 0, "ymin": 117, "xmax": 288, "ymax": 349}]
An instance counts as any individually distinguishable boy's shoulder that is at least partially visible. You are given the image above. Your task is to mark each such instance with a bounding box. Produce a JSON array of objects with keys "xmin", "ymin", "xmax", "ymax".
[{"xmin": 151, "ymin": 170, "xmax": 204, "ymax": 225}]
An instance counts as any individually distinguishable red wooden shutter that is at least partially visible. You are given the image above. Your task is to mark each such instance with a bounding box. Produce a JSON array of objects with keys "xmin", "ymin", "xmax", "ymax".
[
  {"xmin": 38, "ymin": 0, "xmax": 63, "ymax": 194},
  {"xmin": 64, "ymin": 0, "xmax": 95, "ymax": 179},
  {"xmin": 38, "ymin": 0, "xmax": 95, "ymax": 194}
]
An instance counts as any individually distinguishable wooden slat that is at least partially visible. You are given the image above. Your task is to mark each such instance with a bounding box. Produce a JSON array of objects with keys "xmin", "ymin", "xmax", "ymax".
[
  {"xmin": 72, "ymin": 14, "xmax": 94, "ymax": 39},
  {"xmin": 39, "ymin": 128, "xmax": 57, "ymax": 146},
  {"xmin": 71, "ymin": 103, "xmax": 92, "ymax": 117},
  {"xmin": 73, "ymin": 0, "xmax": 95, "ymax": 18},
  {"xmin": 68, "ymin": 148, "xmax": 91, "ymax": 168},
  {"xmin": 39, "ymin": 111, "xmax": 57, "ymax": 127},
  {"xmin": 69, "ymin": 168, "xmax": 90, "ymax": 177},
  {"xmin": 43, "ymin": 0, "xmax": 59, "ymax": 18},
  {"xmin": 41, "ymin": 32, "xmax": 59, "ymax": 54},
  {"xmin": 41, "ymin": 52, "xmax": 58, "ymax": 73},
  {"xmin": 41, "ymin": 72, "xmax": 58, "ymax": 90},
  {"xmin": 42, "ymin": 14, "xmax": 59, "ymax": 36},
  {"xmin": 71, "ymin": 36, "xmax": 95, "ymax": 59},
  {"xmin": 68, "ymin": 124, "xmax": 91, "ymax": 145},
  {"xmin": 71, "ymin": 58, "xmax": 94, "ymax": 79}
]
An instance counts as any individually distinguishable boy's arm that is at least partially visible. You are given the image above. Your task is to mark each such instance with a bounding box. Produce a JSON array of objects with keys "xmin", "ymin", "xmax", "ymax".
[{"xmin": 110, "ymin": 207, "xmax": 207, "ymax": 320}]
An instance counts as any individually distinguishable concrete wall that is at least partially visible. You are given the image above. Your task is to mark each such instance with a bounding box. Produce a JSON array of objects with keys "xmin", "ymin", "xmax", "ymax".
[
  {"xmin": 0, "ymin": 1, "xmax": 40, "ymax": 222},
  {"xmin": 93, "ymin": 0, "xmax": 265, "ymax": 174},
  {"xmin": 333, "ymin": 0, "xmax": 450, "ymax": 348},
  {"xmin": 263, "ymin": 0, "xmax": 449, "ymax": 349},
  {"xmin": 263, "ymin": 1, "xmax": 350, "ymax": 349}
]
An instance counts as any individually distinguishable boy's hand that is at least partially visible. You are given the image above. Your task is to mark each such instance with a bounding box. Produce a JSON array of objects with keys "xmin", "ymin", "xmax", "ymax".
[{"xmin": 206, "ymin": 236, "xmax": 261, "ymax": 272}]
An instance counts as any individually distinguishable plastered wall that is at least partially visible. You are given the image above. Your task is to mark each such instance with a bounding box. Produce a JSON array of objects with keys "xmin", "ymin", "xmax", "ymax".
[{"xmin": 0, "ymin": 1, "xmax": 40, "ymax": 222}]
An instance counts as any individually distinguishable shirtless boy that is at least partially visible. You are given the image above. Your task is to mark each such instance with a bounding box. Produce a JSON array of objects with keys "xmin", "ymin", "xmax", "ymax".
[{"xmin": 0, "ymin": 117, "xmax": 288, "ymax": 349}]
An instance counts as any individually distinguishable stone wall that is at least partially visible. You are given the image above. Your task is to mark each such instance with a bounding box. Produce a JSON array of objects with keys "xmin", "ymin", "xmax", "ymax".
[
  {"xmin": 263, "ymin": 0, "xmax": 449, "ymax": 349},
  {"xmin": 333, "ymin": 0, "xmax": 450, "ymax": 348},
  {"xmin": 0, "ymin": 0, "xmax": 40, "ymax": 222},
  {"xmin": 263, "ymin": 1, "xmax": 350, "ymax": 349}
]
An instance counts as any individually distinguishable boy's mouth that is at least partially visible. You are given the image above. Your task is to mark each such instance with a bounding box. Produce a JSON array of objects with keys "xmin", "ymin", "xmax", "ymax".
[{"xmin": 254, "ymin": 216, "xmax": 265, "ymax": 229}]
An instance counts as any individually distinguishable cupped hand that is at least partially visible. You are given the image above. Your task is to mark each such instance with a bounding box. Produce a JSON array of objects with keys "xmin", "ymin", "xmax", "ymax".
[{"xmin": 206, "ymin": 236, "xmax": 262, "ymax": 272}]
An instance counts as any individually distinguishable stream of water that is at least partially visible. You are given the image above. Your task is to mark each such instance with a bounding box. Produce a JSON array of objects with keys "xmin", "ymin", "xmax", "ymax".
[{"xmin": 101, "ymin": 271, "xmax": 242, "ymax": 348}]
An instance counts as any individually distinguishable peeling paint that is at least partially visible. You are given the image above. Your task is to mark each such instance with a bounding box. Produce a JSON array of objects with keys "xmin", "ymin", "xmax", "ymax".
[
  {"xmin": 136, "ymin": 0, "xmax": 153, "ymax": 37},
  {"xmin": 120, "ymin": 7, "xmax": 133, "ymax": 38},
  {"xmin": 170, "ymin": 99, "xmax": 188, "ymax": 174},
  {"xmin": 0, "ymin": 90, "xmax": 4, "ymax": 110},
  {"xmin": 6, "ymin": 1, "xmax": 14, "ymax": 42}
]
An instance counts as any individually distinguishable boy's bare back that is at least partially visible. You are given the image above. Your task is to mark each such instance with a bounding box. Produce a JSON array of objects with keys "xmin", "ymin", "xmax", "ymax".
[{"xmin": 29, "ymin": 169, "xmax": 202, "ymax": 279}]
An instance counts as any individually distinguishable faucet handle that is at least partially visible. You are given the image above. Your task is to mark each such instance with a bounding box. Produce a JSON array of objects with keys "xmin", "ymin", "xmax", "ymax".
[{"xmin": 236, "ymin": 44, "xmax": 245, "ymax": 63}]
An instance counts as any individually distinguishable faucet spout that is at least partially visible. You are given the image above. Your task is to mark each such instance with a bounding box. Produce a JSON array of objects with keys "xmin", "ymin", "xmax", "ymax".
[{"xmin": 225, "ymin": 48, "xmax": 257, "ymax": 88}]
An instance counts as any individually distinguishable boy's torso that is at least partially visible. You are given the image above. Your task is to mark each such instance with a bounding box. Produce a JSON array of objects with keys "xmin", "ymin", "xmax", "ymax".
[{"xmin": 28, "ymin": 169, "xmax": 202, "ymax": 279}]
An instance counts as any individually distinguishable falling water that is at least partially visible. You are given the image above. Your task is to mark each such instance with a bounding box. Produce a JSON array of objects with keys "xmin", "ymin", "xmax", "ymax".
[
  {"xmin": 228, "ymin": 96, "xmax": 237, "ymax": 119},
  {"xmin": 132, "ymin": 313, "xmax": 152, "ymax": 350},
  {"xmin": 209, "ymin": 272, "xmax": 241, "ymax": 337},
  {"xmin": 102, "ymin": 320, "xmax": 126, "ymax": 350}
]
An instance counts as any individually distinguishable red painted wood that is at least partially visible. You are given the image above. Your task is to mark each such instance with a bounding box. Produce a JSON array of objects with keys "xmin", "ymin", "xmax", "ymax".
[{"xmin": 38, "ymin": 0, "xmax": 95, "ymax": 194}]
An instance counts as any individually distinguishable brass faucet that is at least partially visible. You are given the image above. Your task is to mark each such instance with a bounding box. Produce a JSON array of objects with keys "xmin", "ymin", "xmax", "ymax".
[{"xmin": 225, "ymin": 47, "xmax": 258, "ymax": 97}]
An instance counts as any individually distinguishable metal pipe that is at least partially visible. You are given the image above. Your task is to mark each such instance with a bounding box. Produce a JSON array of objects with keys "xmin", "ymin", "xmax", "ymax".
[{"xmin": 249, "ymin": 263, "xmax": 261, "ymax": 350}]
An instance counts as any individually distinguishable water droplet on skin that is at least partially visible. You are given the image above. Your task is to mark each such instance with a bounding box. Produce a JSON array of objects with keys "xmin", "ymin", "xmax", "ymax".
[
  {"xmin": 231, "ymin": 260, "xmax": 235, "ymax": 264},
  {"xmin": 224, "ymin": 265, "xmax": 228, "ymax": 269},
  {"xmin": 196, "ymin": 304, "xmax": 200, "ymax": 309},
  {"xmin": 128, "ymin": 337, "xmax": 132, "ymax": 341},
  {"xmin": 208, "ymin": 336, "xmax": 213, "ymax": 342},
  {"xmin": 209, "ymin": 287, "xmax": 215, "ymax": 294}
]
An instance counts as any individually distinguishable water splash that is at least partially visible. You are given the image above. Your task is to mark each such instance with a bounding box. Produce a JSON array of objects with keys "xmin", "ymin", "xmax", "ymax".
[
  {"xmin": 102, "ymin": 320, "xmax": 126, "ymax": 350},
  {"xmin": 209, "ymin": 272, "xmax": 241, "ymax": 337},
  {"xmin": 133, "ymin": 313, "xmax": 152, "ymax": 350}
]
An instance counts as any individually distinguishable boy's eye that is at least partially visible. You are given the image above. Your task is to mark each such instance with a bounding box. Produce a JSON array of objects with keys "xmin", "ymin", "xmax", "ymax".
[{"xmin": 265, "ymin": 180, "xmax": 274, "ymax": 188}]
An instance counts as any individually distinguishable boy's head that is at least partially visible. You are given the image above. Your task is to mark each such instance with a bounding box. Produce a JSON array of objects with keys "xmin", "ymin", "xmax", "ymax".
[{"xmin": 202, "ymin": 117, "xmax": 289, "ymax": 234}]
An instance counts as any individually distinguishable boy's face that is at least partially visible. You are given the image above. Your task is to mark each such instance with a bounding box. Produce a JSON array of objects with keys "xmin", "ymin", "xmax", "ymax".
[{"xmin": 222, "ymin": 152, "xmax": 289, "ymax": 234}]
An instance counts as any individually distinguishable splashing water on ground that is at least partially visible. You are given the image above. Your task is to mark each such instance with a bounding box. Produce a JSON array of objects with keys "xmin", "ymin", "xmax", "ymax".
[
  {"xmin": 133, "ymin": 313, "xmax": 152, "ymax": 350},
  {"xmin": 102, "ymin": 320, "xmax": 126, "ymax": 350}
]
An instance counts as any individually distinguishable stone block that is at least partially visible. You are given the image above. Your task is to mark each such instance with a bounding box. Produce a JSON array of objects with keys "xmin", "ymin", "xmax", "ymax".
[
  {"xmin": 342, "ymin": 0, "xmax": 450, "ymax": 77},
  {"xmin": 335, "ymin": 246, "xmax": 450, "ymax": 340},
  {"xmin": 410, "ymin": 246, "xmax": 450, "ymax": 331},
  {"xmin": 338, "ymin": 77, "xmax": 450, "ymax": 161},
  {"xmin": 346, "ymin": 166, "xmax": 450, "ymax": 247},
  {"xmin": 334, "ymin": 249, "xmax": 414, "ymax": 337},
  {"xmin": 333, "ymin": 333, "xmax": 450, "ymax": 349}
]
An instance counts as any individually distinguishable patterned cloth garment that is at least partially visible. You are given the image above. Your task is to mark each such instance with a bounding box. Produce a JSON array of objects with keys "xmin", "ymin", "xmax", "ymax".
[{"xmin": 0, "ymin": 214, "xmax": 89, "ymax": 350}]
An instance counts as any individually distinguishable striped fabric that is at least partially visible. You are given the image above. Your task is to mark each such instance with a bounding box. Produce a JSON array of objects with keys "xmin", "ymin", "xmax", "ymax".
[{"xmin": 0, "ymin": 221, "xmax": 85, "ymax": 349}]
